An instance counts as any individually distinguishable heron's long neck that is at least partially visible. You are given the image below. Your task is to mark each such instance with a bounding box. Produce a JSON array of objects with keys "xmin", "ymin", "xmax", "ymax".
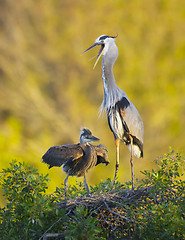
[
  {"xmin": 101, "ymin": 57, "xmax": 121, "ymax": 111},
  {"xmin": 102, "ymin": 58, "xmax": 117, "ymax": 91}
]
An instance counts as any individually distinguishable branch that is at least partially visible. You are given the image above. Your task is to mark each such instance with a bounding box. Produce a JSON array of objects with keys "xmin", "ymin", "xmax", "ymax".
[
  {"xmin": 38, "ymin": 211, "xmax": 70, "ymax": 240},
  {"xmin": 43, "ymin": 233, "xmax": 65, "ymax": 240},
  {"xmin": 103, "ymin": 200, "xmax": 132, "ymax": 222}
]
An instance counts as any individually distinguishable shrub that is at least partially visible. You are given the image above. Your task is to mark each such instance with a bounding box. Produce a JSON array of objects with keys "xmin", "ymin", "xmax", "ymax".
[
  {"xmin": 0, "ymin": 150, "xmax": 184, "ymax": 239},
  {"xmin": 131, "ymin": 150, "xmax": 185, "ymax": 239},
  {"xmin": 0, "ymin": 161, "xmax": 67, "ymax": 239}
]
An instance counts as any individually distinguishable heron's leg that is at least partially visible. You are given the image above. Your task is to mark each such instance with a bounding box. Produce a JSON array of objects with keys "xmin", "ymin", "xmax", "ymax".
[
  {"xmin": 83, "ymin": 174, "xmax": 90, "ymax": 195},
  {"xmin": 129, "ymin": 135, "xmax": 134, "ymax": 190},
  {"xmin": 64, "ymin": 175, "xmax": 69, "ymax": 199},
  {"xmin": 112, "ymin": 138, "xmax": 120, "ymax": 188}
]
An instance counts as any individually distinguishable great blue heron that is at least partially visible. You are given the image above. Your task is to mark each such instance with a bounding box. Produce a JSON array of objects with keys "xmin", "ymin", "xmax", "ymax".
[
  {"xmin": 84, "ymin": 35, "xmax": 144, "ymax": 189},
  {"xmin": 42, "ymin": 128, "xmax": 109, "ymax": 198}
]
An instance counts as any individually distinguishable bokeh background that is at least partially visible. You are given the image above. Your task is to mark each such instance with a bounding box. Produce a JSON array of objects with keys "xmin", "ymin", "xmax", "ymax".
[{"xmin": 0, "ymin": 0, "xmax": 185, "ymax": 204}]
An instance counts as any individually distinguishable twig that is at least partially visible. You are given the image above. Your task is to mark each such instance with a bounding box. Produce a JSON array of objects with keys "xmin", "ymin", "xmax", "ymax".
[
  {"xmin": 107, "ymin": 199, "xmax": 124, "ymax": 206},
  {"xmin": 43, "ymin": 233, "xmax": 65, "ymax": 240},
  {"xmin": 38, "ymin": 216, "xmax": 64, "ymax": 240},
  {"xmin": 103, "ymin": 200, "xmax": 132, "ymax": 222},
  {"xmin": 99, "ymin": 211, "xmax": 117, "ymax": 238},
  {"xmin": 112, "ymin": 218, "xmax": 120, "ymax": 231}
]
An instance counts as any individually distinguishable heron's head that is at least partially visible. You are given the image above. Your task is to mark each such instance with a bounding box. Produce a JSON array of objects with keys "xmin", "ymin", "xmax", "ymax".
[
  {"xmin": 83, "ymin": 34, "xmax": 118, "ymax": 69},
  {"xmin": 80, "ymin": 128, "xmax": 100, "ymax": 144}
]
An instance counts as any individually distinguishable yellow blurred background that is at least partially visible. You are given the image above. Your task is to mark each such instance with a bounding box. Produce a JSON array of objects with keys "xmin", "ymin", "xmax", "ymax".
[{"xmin": 0, "ymin": 0, "xmax": 185, "ymax": 205}]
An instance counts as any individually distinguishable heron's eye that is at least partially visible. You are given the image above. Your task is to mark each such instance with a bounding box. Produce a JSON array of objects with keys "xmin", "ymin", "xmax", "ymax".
[{"xmin": 85, "ymin": 135, "xmax": 88, "ymax": 138}]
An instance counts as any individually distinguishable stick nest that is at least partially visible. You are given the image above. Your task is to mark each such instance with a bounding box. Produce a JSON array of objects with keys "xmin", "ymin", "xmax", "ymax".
[
  {"xmin": 56, "ymin": 187, "xmax": 149, "ymax": 239},
  {"xmin": 58, "ymin": 188, "xmax": 149, "ymax": 214}
]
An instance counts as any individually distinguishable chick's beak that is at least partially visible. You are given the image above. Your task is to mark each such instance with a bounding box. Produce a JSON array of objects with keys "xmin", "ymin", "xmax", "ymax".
[{"xmin": 89, "ymin": 135, "xmax": 100, "ymax": 142}]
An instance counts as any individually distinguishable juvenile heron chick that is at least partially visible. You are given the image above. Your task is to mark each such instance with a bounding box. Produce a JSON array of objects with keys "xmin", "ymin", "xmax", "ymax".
[{"xmin": 42, "ymin": 128, "xmax": 109, "ymax": 198}]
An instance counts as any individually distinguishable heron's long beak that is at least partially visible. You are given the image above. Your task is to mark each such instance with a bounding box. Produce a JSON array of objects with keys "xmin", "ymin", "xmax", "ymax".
[
  {"xmin": 82, "ymin": 43, "xmax": 99, "ymax": 54},
  {"xmin": 83, "ymin": 42, "xmax": 105, "ymax": 69},
  {"xmin": 93, "ymin": 45, "xmax": 104, "ymax": 69}
]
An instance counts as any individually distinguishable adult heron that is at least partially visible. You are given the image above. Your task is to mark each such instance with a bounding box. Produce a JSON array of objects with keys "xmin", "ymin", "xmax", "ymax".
[
  {"xmin": 42, "ymin": 128, "xmax": 109, "ymax": 198},
  {"xmin": 84, "ymin": 35, "xmax": 144, "ymax": 189}
]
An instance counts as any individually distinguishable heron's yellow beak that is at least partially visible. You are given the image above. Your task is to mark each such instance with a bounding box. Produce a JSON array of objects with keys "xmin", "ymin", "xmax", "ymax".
[{"xmin": 93, "ymin": 46, "xmax": 104, "ymax": 69}]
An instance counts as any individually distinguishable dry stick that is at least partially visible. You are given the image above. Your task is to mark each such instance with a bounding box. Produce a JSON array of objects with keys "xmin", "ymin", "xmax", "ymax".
[
  {"xmin": 126, "ymin": 188, "xmax": 148, "ymax": 202},
  {"xmin": 72, "ymin": 201, "xmax": 87, "ymax": 208},
  {"xmin": 103, "ymin": 200, "xmax": 132, "ymax": 222},
  {"xmin": 38, "ymin": 217, "xmax": 63, "ymax": 240},
  {"xmin": 112, "ymin": 218, "xmax": 120, "ymax": 231},
  {"xmin": 96, "ymin": 203, "xmax": 105, "ymax": 211},
  {"xmin": 108, "ymin": 199, "xmax": 124, "ymax": 206},
  {"xmin": 38, "ymin": 209, "xmax": 71, "ymax": 240},
  {"xmin": 98, "ymin": 215, "xmax": 108, "ymax": 231},
  {"xmin": 43, "ymin": 233, "xmax": 65, "ymax": 240},
  {"xmin": 99, "ymin": 211, "xmax": 117, "ymax": 238}
]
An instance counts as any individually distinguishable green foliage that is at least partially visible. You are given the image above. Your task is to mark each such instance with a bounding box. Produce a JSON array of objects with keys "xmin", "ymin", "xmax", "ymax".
[
  {"xmin": 1, "ymin": 160, "xmax": 49, "ymax": 202},
  {"xmin": 64, "ymin": 206, "xmax": 104, "ymax": 240},
  {"xmin": 0, "ymin": 150, "xmax": 184, "ymax": 239},
  {"xmin": 130, "ymin": 149, "xmax": 185, "ymax": 239},
  {"xmin": 90, "ymin": 177, "xmax": 130, "ymax": 194},
  {"xmin": 0, "ymin": 161, "xmax": 68, "ymax": 240},
  {"xmin": 53, "ymin": 181, "xmax": 91, "ymax": 201}
]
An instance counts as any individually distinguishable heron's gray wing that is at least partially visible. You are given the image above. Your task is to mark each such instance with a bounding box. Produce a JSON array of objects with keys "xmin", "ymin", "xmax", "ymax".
[
  {"xmin": 107, "ymin": 96, "xmax": 130, "ymax": 140},
  {"xmin": 94, "ymin": 144, "xmax": 110, "ymax": 166},
  {"xmin": 107, "ymin": 96, "xmax": 143, "ymax": 158},
  {"xmin": 116, "ymin": 96, "xmax": 144, "ymax": 157},
  {"xmin": 42, "ymin": 144, "xmax": 84, "ymax": 168}
]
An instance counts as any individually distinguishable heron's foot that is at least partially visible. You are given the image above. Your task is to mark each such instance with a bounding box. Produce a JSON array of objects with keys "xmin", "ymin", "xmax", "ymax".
[
  {"xmin": 111, "ymin": 183, "xmax": 115, "ymax": 191},
  {"xmin": 64, "ymin": 175, "xmax": 69, "ymax": 200},
  {"xmin": 111, "ymin": 163, "xmax": 119, "ymax": 190},
  {"xmin": 85, "ymin": 187, "xmax": 91, "ymax": 195},
  {"xmin": 86, "ymin": 192, "xmax": 92, "ymax": 198},
  {"xmin": 64, "ymin": 191, "xmax": 68, "ymax": 200},
  {"xmin": 83, "ymin": 177, "xmax": 91, "ymax": 195}
]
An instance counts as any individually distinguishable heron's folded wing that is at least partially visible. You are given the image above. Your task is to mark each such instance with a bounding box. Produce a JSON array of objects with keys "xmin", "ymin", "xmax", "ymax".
[
  {"xmin": 42, "ymin": 144, "xmax": 84, "ymax": 168},
  {"xmin": 94, "ymin": 144, "xmax": 110, "ymax": 166},
  {"xmin": 116, "ymin": 96, "xmax": 144, "ymax": 157},
  {"xmin": 116, "ymin": 96, "xmax": 144, "ymax": 141}
]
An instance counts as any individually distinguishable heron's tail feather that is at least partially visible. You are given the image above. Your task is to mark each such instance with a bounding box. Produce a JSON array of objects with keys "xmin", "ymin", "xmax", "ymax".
[{"xmin": 127, "ymin": 143, "xmax": 143, "ymax": 158}]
